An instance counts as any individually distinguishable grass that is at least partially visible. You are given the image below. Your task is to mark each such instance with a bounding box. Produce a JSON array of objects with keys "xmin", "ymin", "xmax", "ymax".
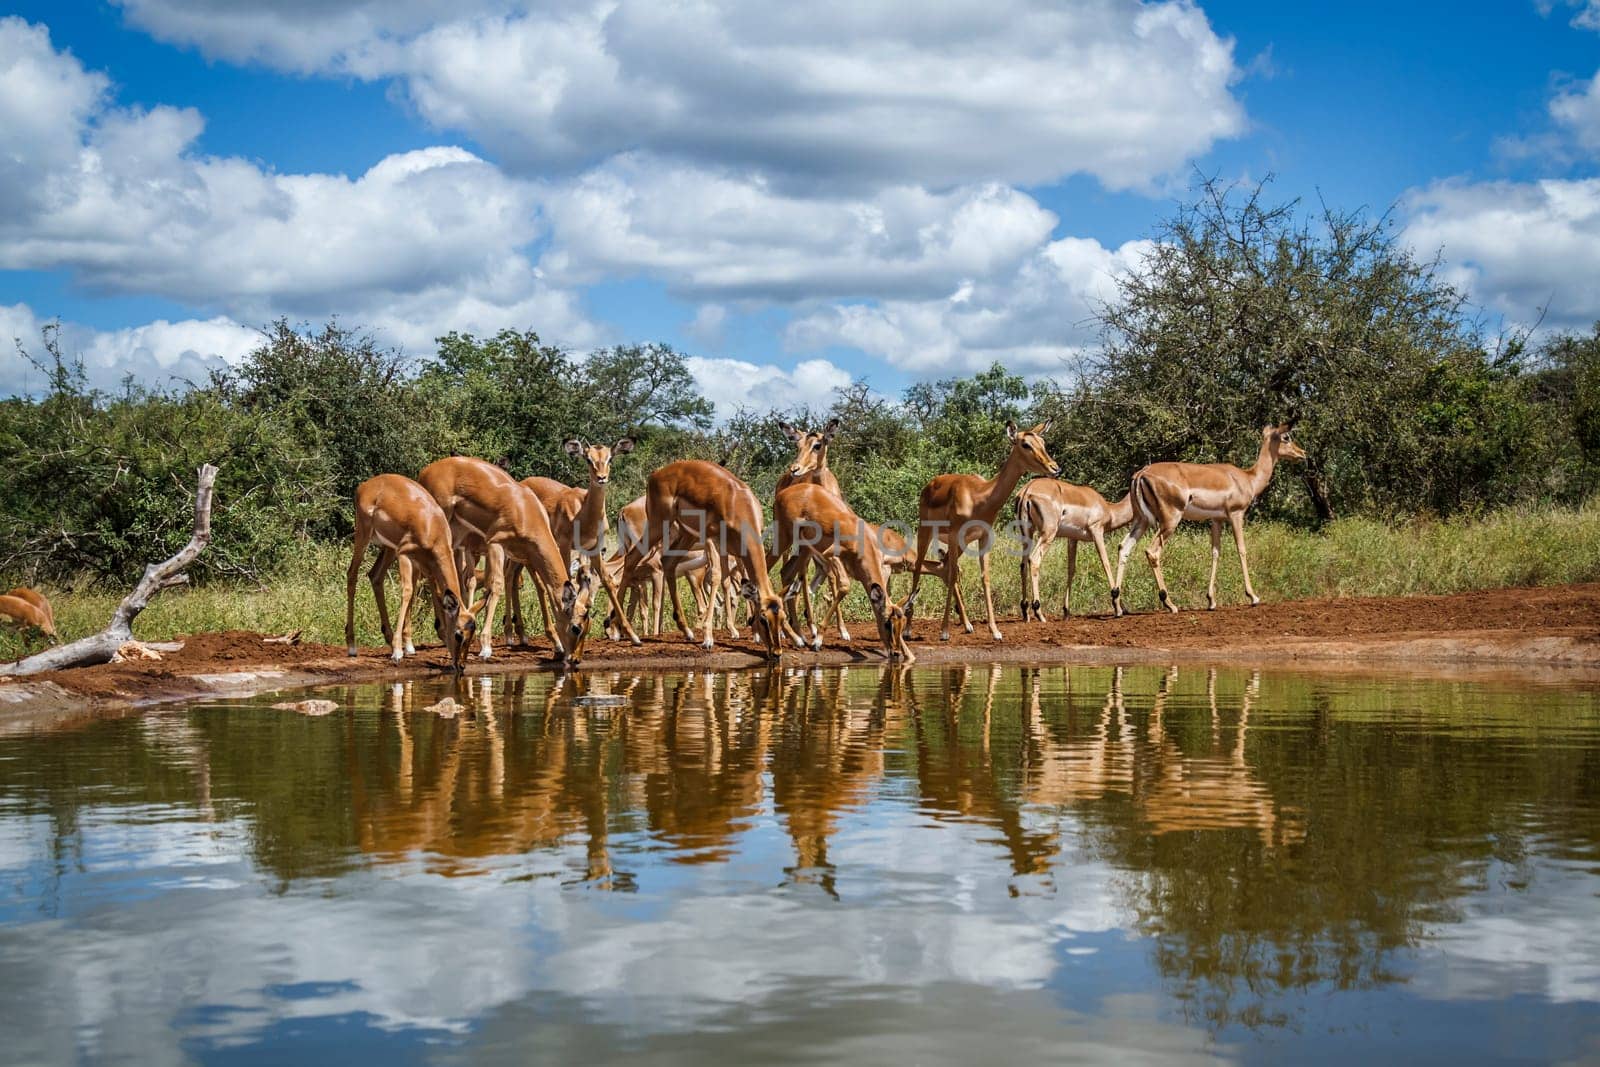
[{"xmin": 4, "ymin": 499, "xmax": 1599, "ymax": 662}]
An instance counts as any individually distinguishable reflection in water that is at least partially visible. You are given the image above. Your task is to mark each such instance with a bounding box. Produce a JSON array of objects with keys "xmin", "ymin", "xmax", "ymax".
[{"xmin": 0, "ymin": 665, "xmax": 1598, "ymax": 1062}]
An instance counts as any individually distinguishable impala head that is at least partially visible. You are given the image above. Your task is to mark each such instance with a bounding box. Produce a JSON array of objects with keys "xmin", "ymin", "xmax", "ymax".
[
  {"xmin": 868, "ymin": 582, "xmax": 918, "ymax": 663},
  {"xmin": 1265, "ymin": 422, "xmax": 1307, "ymax": 462},
  {"xmin": 551, "ymin": 563, "xmax": 597, "ymax": 665},
  {"xmin": 780, "ymin": 418, "xmax": 838, "ymax": 479},
  {"xmin": 1006, "ymin": 419, "xmax": 1061, "ymax": 477},
  {"xmin": 564, "ymin": 436, "xmax": 634, "ymax": 487},
  {"xmin": 740, "ymin": 578, "xmax": 786, "ymax": 661},
  {"xmin": 434, "ymin": 589, "xmax": 482, "ymax": 676}
]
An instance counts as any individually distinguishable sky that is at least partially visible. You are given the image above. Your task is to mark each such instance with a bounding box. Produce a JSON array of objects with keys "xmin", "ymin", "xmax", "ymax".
[{"xmin": 1, "ymin": 0, "xmax": 1598, "ymax": 413}]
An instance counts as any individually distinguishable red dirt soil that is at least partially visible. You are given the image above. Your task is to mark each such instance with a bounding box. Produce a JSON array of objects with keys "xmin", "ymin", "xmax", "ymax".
[{"xmin": 4, "ymin": 583, "xmax": 1598, "ymax": 710}]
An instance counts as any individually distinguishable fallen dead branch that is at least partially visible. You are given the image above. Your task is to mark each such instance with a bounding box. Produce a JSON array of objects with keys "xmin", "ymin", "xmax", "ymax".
[{"xmin": 1, "ymin": 464, "xmax": 218, "ymax": 677}]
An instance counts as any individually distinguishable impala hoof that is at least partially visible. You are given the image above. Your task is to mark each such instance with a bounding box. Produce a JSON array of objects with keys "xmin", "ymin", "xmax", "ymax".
[
  {"xmin": 477, "ymin": 647, "xmax": 493, "ymax": 661},
  {"xmin": 700, "ymin": 638, "xmax": 715, "ymax": 650},
  {"xmin": 390, "ymin": 649, "xmax": 404, "ymax": 663},
  {"xmin": 630, "ymin": 635, "xmax": 643, "ymax": 647},
  {"xmin": 991, "ymin": 632, "xmax": 1003, "ymax": 642},
  {"xmin": 811, "ymin": 638, "xmax": 823, "ymax": 651},
  {"xmin": 940, "ymin": 632, "xmax": 951, "ymax": 642},
  {"xmin": 838, "ymin": 629, "xmax": 852, "ymax": 643}
]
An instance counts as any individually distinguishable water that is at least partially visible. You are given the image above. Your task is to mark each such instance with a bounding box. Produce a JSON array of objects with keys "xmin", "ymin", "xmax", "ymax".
[{"xmin": 1, "ymin": 665, "xmax": 1598, "ymax": 1064}]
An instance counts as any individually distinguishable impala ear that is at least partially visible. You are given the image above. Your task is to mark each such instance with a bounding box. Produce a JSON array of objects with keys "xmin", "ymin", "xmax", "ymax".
[
  {"xmin": 778, "ymin": 422, "xmax": 802, "ymax": 442},
  {"xmin": 614, "ymin": 436, "xmax": 635, "ymax": 455},
  {"xmin": 821, "ymin": 417, "xmax": 840, "ymax": 442},
  {"xmin": 568, "ymin": 555, "xmax": 584, "ymax": 578},
  {"xmin": 1035, "ymin": 419, "xmax": 1052, "ymax": 436},
  {"xmin": 741, "ymin": 578, "xmax": 761, "ymax": 604},
  {"xmin": 466, "ymin": 598, "xmax": 487, "ymax": 618},
  {"xmin": 868, "ymin": 582, "xmax": 886, "ymax": 609},
  {"xmin": 784, "ymin": 577, "xmax": 803, "ymax": 598},
  {"xmin": 903, "ymin": 586, "xmax": 920, "ymax": 611},
  {"xmin": 561, "ymin": 580, "xmax": 578, "ymax": 612},
  {"xmin": 563, "ymin": 438, "xmax": 584, "ymax": 457},
  {"xmin": 1005, "ymin": 420, "xmax": 1018, "ymax": 440},
  {"xmin": 442, "ymin": 590, "xmax": 460, "ymax": 615}
]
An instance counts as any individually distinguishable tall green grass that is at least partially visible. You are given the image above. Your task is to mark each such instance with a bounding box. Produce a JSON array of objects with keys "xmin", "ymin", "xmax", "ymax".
[{"xmin": 4, "ymin": 500, "xmax": 1598, "ymax": 662}]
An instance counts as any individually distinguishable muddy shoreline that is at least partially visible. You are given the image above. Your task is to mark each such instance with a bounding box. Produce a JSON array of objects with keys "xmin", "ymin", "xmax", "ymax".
[{"xmin": 3, "ymin": 583, "xmax": 1597, "ymax": 722}]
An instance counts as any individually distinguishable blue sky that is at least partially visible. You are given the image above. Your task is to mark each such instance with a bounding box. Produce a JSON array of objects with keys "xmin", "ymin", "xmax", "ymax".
[{"xmin": 2, "ymin": 1, "xmax": 1598, "ymax": 410}]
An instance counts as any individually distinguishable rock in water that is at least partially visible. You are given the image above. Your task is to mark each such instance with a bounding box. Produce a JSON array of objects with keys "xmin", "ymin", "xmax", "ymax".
[
  {"xmin": 272, "ymin": 699, "xmax": 338, "ymax": 716},
  {"xmin": 423, "ymin": 697, "xmax": 466, "ymax": 718}
]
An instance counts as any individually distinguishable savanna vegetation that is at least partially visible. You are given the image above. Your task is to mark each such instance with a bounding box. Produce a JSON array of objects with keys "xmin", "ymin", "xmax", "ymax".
[{"xmin": 4, "ymin": 179, "xmax": 1600, "ymax": 655}]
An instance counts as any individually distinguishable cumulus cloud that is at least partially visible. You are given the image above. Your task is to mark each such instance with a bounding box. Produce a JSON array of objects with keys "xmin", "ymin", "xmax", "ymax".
[
  {"xmin": 0, "ymin": 16, "xmax": 597, "ymax": 362},
  {"xmin": 788, "ymin": 236, "xmax": 1152, "ymax": 375},
  {"xmin": 540, "ymin": 157, "xmax": 1058, "ymax": 303},
  {"xmin": 684, "ymin": 355, "xmax": 853, "ymax": 415},
  {"xmin": 0, "ymin": 302, "xmax": 258, "ymax": 396},
  {"xmin": 1403, "ymin": 177, "xmax": 1600, "ymax": 329},
  {"xmin": 113, "ymin": 0, "xmax": 1246, "ymax": 193}
]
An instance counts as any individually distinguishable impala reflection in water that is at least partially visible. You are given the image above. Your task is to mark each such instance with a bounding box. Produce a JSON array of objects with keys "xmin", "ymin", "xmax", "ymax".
[{"xmin": 0, "ymin": 665, "xmax": 1598, "ymax": 1062}]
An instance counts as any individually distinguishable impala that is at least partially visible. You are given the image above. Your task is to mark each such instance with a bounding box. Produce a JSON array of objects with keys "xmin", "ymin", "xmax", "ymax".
[
  {"xmin": 603, "ymin": 494, "xmax": 726, "ymax": 639},
  {"xmin": 773, "ymin": 420, "xmax": 842, "ymax": 619},
  {"xmin": 1015, "ymin": 479, "xmax": 1133, "ymax": 619},
  {"xmin": 1113, "ymin": 422, "xmax": 1306, "ymax": 615},
  {"xmin": 344, "ymin": 473, "xmax": 480, "ymax": 673},
  {"xmin": 642, "ymin": 459, "xmax": 805, "ymax": 657},
  {"xmin": 416, "ymin": 456, "xmax": 596, "ymax": 663},
  {"xmin": 508, "ymin": 437, "xmax": 640, "ymax": 647},
  {"xmin": 0, "ymin": 587, "xmax": 57, "ymax": 644},
  {"xmin": 774, "ymin": 481, "xmax": 917, "ymax": 661},
  {"xmin": 910, "ymin": 421, "xmax": 1061, "ymax": 641}
]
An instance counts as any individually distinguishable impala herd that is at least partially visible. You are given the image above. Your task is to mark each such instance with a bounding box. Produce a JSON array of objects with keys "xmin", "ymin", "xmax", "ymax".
[{"xmin": 341, "ymin": 420, "xmax": 1307, "ymax": 674}]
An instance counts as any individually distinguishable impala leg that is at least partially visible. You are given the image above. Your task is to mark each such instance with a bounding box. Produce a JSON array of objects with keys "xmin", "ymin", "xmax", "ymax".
[
  {"xmin": 1020, "ymin": 534, "xmax": 1043, "ymax": 621},
  {"xmin": 979, "ymin": 548, "xmax": 1003, "ymax": 641},
  {"xmin": 479, "ymin": 545, "xmax": 506, "ymax": 659},
  {"xmin": 698, "ymin": 551, "xmax": 721, "ymax": 649},
  {"xmin": 366, "ymin": 547, "xmax": 397, "ymax": 651},
  {"xmin": 1064, "ymin": 539, "xmax": 1079, "ymax": 618},
  {"xmin": 938, "ymin": 541, "xmax": 960, "ymax": 642},
  {"xmin": 1146, "ymin": 520, "xmax": 1180, "ymax": 613},
  {"xmin": 1207, "ymin": 520, "xmax": 1222, "ymax": 611},
  {"xmin": 397, "ymin": 555, "xmax": 418, "ymax": 654},
  {"xmin": 505, "ymin": 560, "xmax": 527, "ymax": 646},
  {"xmin": 594, "ymin": 552, "xmax": 641, "ymax": 646},
  {"xmin": 649, "ymin": 568, "xmax": 665, "ymax": 634},
  {"xmin": 1112, "ymin": 522, "xmax": 1142, "ymax": 617},
  {"xmin": 1230, "ymin": 510, "xmax": 1261, "ymax": 606},
  {"xmin": 667, "ymin": 555, "xmax": 697, "ymax": 642},
  {"xmin": 1089, "ymin": 526, "xmax": 1116, "ymax": 616},
  {"xmin": 392, "ymin": 555, "xmax": 419, "ymax": 663},
  {"xmin": 345, "ymin": 528, "xmax": 372, "ymax": 656},
  {"xmin": 826, "ymin": 562, "xmax": 851, "ymax": 642}
]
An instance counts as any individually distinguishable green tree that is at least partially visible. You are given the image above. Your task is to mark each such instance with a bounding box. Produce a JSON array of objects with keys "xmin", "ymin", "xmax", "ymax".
[{"xmin": 1041, "ymin": 176, "xmax": 1535, "ymax": 521}]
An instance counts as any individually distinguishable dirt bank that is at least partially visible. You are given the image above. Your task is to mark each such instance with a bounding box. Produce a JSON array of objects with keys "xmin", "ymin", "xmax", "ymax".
[{"xmin": 3, "ymin": 583, "xmax": 1597, "ymax": 716}]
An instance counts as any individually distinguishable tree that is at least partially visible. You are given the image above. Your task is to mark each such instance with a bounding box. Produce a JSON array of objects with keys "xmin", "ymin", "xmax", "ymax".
[
  {"xmin": 220, "ymin": 319, "xmax": 431, "ymax": 533},
  {"xmin": 1047, "ymin": 176, "xmax": 1534, "ymax": 521}
]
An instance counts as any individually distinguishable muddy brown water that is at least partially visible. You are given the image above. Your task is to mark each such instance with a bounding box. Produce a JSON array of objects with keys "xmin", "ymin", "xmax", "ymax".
[{"xmin": 1, "ymin": 664, "xmax": 1598, "ymax": 1063}]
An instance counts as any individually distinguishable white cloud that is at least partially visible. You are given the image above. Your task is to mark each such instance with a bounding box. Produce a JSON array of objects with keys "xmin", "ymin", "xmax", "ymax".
[
  {"xmin": 0, "ymin": 302, "xmax": 257, "ymax": 396},
  {"xmin": 787, "ymin": 236, "xmax": 1152, "ymax": 375},
  {"xmin": 0, "ymin": 17, "xmax": 598, "ymax": 366},
  {"xmin": 1550, "ymin": 70, "xmax": 1600, "ymax": 154},
  {"xmin": 1403, "ymin": 177, "xmax": 1600, "ymax": 328},
  {"xmin": 540, "ymin": 156, "xmax": 1058, "ymax": 303},
  {"xmin": 113, "ymin": 0, "xmax": 1246, "ymax": 193},
  {"xmin": 685, "ymin": 355, "xmax": 853, "ymax": 415}
]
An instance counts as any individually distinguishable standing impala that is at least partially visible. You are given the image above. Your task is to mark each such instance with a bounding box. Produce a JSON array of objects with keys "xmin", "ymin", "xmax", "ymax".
[
  {"xmin": 774, "ymin": 482, "xmax": 917, "ymax": 661},
  {"xmin": 1113, "ymin": 422, "xmax": 1307, "ymax": 615},
  {"xmin": 416, "ymin": 456, "xmax": 595, "ymax": 663},
  {"xmin": 642, "ymin": 459, "xmax": 806, "ymax": 657},
  {"xmin": 508, "ymin": 437, "xmax": 640, "ymax": 647},
  {"xmin": 910, "ymin": 421, "xmax": 1061, "ymax": 642},
  {"xmin": 344, "ymin": 474, "xmax": 479, "ymax": 673},
  {"xmin": 1015, "ymin": 479, "xmax": 1133, "ymax": 619}
]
